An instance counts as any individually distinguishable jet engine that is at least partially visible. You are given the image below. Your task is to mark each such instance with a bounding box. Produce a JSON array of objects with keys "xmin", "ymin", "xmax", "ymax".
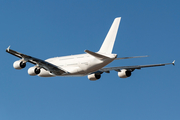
[
  {"xmin": 13, "ymin": 60, "xmax": 26, "ymax": 69},
  {"xmin": 88, "ymin": 74, "xmax": 101, "ymax": 81},
  {"xmin": 28, "ymin": 67, "xmax": 41, "ymax": 76},
  {"xmin": 118, "ymin": 69, "xmax": 131, "ymax": 78}
]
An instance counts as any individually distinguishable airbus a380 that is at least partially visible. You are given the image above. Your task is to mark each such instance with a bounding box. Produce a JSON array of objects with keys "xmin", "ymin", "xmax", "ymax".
[{"xmin": 6, "ymin": 17, "xmax": 175, "ymax": 80}]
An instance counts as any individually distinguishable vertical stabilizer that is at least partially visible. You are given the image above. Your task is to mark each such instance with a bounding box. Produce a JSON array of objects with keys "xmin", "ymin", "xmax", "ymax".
[{"xmin": 98, "ymin": 17, "xmax": 121, "ymax": 54}]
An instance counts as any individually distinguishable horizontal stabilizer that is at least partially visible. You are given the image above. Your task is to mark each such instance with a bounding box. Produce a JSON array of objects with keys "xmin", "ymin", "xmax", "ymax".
[
  {"xmin": 84, "ymin": 50, "xmax": 109, "ymax": 60},
  {"xmin": 115, "ymin": 55, "xmax": 148, "ymax": 60}
]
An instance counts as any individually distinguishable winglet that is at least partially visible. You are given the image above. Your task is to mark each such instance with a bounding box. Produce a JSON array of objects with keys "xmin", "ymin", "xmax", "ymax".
[
  {"xmin": 172, "ymin": 60, "xmax": 175, "ymax": 66},
  {"xmin": 6, "ymin": 46, "xmax": 10, "ymax": 52}
]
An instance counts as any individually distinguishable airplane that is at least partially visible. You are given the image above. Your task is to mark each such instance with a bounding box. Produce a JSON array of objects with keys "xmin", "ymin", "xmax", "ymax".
[{"xmin": 6, "ymin": 17, "xmax": 175, "ymax": 80}]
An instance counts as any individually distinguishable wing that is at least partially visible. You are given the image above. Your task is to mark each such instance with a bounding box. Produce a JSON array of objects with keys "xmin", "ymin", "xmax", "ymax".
[
  {"xmin": 6, "ymin": 46, "xmax": 66, "ymax": 75},
  {"xmin": 99, "ymin": 61, "xmax": 175, "ymax": 72}
]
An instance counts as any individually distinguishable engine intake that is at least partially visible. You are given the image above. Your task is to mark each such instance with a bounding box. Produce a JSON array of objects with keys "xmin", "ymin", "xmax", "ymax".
[
  {"xmin": 118, "ymin": 69, "xmax": 131, "ymax": 78},
  {"xmin": 28, "ymin": 67, "xmax": 41, "ymax": 76},
  {"xmin": 13, "ymin": 60, "xmax": 26, "ymax": 69},
  {"xmin": 88, "ymin": 74, "xmax": 101, "ymax": 81}
]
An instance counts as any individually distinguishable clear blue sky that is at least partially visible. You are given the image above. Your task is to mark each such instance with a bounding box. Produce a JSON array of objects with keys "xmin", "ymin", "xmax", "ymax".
[{"xmin": 0, "ymin": 0, "xmax": 180, "ymax": 120}]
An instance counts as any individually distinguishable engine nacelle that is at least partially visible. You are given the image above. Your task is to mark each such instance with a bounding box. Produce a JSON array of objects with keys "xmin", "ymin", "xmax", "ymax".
[
  {"xmin": 28, "ymin": 67, "xmax": 41, "ymax": 76},
  {"xmin": 13, "ymin": 60, "xmax": 26, "ymax": 70},
  {"xmin": 38, "ymin": 69, "xmax": 55, "ymax": 77},
  {"xmin": 88, "ymin": 74, "xmax": 101, "ymax": 81},
  {"xmin": 118, "ymin": 69, "xmax": 131, "ymax": 78}
]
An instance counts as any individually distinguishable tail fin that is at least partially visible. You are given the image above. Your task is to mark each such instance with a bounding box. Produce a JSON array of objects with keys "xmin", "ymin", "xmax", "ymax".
[{"xmin": 98, "ymin": 17, "xmax": 121, "ymax": 54}]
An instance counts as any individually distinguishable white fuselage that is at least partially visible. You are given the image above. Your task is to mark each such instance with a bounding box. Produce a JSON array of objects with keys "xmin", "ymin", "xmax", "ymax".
[{"xmin": 38, "ymin": 53, "xmax": 117, "ymax": 77}]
